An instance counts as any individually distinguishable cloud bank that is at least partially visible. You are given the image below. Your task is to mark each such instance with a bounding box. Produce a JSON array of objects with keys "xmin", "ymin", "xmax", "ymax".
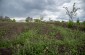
[{"xmin": 0, "ymin": 0, "xmax": 85, "ymax": 21}]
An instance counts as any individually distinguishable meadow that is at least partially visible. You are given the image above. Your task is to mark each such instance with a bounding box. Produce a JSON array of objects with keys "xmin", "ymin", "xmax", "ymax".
[{"xmin": 0, "ymin": 22, "xmax": 85, "ymax": 55}]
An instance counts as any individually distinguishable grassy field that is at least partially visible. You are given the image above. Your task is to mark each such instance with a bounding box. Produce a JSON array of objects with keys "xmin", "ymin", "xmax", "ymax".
[{"xmin": 0, "ymin": 22, "xmax": 85, "ymax": 55}]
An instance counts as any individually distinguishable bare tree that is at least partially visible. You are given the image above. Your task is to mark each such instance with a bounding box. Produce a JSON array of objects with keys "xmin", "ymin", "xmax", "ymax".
[{"xmin": 63, "ymin": 3, "xmax": 80, "ymax": 21}]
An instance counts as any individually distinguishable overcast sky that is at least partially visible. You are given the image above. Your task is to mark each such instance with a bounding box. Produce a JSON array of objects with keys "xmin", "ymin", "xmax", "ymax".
[{"xmin": 0, "ymin": 0, "xmax": 85, "ymax": 21}]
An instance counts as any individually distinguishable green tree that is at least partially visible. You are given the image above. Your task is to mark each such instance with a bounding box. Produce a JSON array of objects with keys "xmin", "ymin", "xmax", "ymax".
[
  {"xmin": 0, "ymin": 16, "xmax": 3, "ymax": 22},
  {"xmin": 0, "ymin": 16, "xmax": 12, "ymax": 22},
  {"xmin": 12, "ymin": 19, "xmax": 16, "ymax": 22},
  {"xmin": 25, "ymin": 17, "xmax": 33, "ymax": 22},
  {"xmin": 4, "ymin": 16, "xmax": 11, "ymax": 21}
]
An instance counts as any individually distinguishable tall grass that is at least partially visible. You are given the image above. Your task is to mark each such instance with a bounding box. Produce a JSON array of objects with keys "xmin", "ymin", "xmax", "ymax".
[{"xmin": 0, "ymin": 22, "xmax": 85, "ymax": 55}]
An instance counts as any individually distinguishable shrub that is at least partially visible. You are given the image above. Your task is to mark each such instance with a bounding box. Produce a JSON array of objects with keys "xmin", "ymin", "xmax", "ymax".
[
  {"xmin": 76, "ymin": 18, "xmax": 80, "ymax": 25},
  {"xmin": 34, "ymin": 19, "xmax": 41, "ymax": 23},
  {"xmin": 81, "ymin": 21, "xmax": 85, "ymax": 31},
  {"xmin": 82, "ymin": 21, "xmax": 85, "ymax": 25},
  {"xmin": 67, "ymin": 20, "xmax": 74, "ymax": 28}
]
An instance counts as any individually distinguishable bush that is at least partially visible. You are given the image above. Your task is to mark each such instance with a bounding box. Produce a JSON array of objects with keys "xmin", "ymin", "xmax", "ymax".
[
  {"xmin": 82, "ymin": 21, "xmax": 85, "ymax": 25},
  {"xmin": 77, "ymin": 18, "xmax": 80, "ymax": 25},
  {"xmin": 81, "ymin": 21, "xmax": 85, "ymax": 31},
  {"xmin": 34, "ymin": 19, "xmax": 41, "ymax": 23},
  {"xmin": 67, "ymin": 21, "xmax": 74, "ymax": 28}
]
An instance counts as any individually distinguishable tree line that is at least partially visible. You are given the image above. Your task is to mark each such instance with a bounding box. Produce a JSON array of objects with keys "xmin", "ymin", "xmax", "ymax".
[
  {"xmin": 0, "ymin": 16, "xmax": 44, "ymax": 22},
  {"xmin": 0, "ymin": 16, "xmax": 16, "ymax": 22}
]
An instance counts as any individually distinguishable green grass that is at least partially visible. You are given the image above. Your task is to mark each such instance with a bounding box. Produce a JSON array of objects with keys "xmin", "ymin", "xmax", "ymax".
[{"xmin": 0, "ymin": 23, "xmax": 85, "ymax": 55}]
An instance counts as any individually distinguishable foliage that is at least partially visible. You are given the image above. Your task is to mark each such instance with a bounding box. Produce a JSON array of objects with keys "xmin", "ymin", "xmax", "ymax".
[
  {"xmin": 81, "ymin": 21, "xmax": 85, "ymax": 31},
  {"xmin": 0, "ymin": 16, "xmax": 12, "ymax": 22},
  {"xmin": 82, "ymin": 21, "xmax": 85, "ymax": 25},
  {"xmin": 34, "ymin": 19, "xmax": 41, "ymax": 23},
  {"xmin": 67, "ymin": 20, "xmax": 74, "ymax": 28},
  {"xmin": 25, "ymin": 17, "xmax": 33, "ymax": 22},
  {"xmin": 12, "ymin": 19, "xmax": 16, "ymax": 22},
  {"xmin": 77, "ymin": 18, "xmax": 80, "ymax": 25},
  {"xmin": 0, "ymin": 22, "xmax": 85, "ymax": 55}
]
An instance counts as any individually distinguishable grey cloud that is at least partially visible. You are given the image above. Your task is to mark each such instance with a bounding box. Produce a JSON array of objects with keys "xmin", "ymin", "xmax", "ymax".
[
  {"xmin": 0, "ymin": 0, "xmax": 85, "ymax": 21},
  {"xmin": 0, "ymin": 0, "xmax": 48, "ymax": 17},
  {"xmin": 78, "ymin": 0, "xmax": 85, "ymax": 20}
]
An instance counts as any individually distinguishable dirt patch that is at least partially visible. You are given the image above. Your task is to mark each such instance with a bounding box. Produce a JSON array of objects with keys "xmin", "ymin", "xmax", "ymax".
[
  {"xmin": 0, "ymin": 48, "xmax": 12, "ymax": 55},
  {"xmin": 55, "ymin": 32, "xmax": 63, "ymax": 40},
  {"xmin": 77, "ymin": 45, "xmax": 85, "ymax": 54},
  {"xmin": 58, "ymin": 45, "xmax": 70, "ymax": 55}
]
